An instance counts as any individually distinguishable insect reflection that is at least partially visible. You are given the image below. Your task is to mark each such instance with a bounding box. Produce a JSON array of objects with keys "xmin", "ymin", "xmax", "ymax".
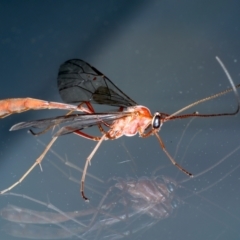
[
  {"xmin": 1, "ymin": 142, "xmax": 240, "ymax": 240},
  {"xmin": 1, "ymin": 176, "xmax": 182, "ymax": 240},
  {"xmin": 0, "ymin": 58, "xmax": 240, "ymax": 200}
]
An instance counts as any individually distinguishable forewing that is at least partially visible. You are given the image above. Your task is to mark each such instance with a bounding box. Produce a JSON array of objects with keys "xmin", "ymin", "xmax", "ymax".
[
  {"xmin": 58, "ymin": 59, "xmax": 137, "ymax": 107},
  {"xmin": 10, "ymin": 112, "xmax": 130, "ymax": 136}
]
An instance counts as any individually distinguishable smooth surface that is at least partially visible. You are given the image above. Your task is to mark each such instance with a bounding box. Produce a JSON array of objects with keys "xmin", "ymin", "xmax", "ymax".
[{"xmin": 0, "ymin": 1, "xmax": 240, "ymax": 239}]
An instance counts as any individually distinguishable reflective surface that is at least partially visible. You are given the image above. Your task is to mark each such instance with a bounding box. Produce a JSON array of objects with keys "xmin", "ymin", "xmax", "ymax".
[{"xmin": 1, "ymin": 1, "xmax": 240, "ymax": 239}]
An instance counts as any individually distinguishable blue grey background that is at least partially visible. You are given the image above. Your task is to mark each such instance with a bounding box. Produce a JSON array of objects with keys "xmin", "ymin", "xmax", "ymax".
[{"xmin": 0, "ymin": 1, "xmax": 240, "ymax": 239}]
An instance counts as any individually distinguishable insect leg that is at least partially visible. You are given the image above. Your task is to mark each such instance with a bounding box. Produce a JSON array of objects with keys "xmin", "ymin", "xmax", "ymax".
[
  {"xmin": 94, "ymin": 106, "xmax": 127, "ymax": 139},
  {"xmin": 140, "ymin": 129, "xmax": 155, "ymax": 138},
  {"xmin": 84, "ymin": 101, "xmax": 111, "ymax": 132},
  {"xmin": 81, "ymin": 134, "xmax": 106, "ymax": 201},
  {"xmin": 0, "ymin": 136, "xmax": 58, "ymax": 195},
  {"xmin": 153, "ymin": 132, "xmax": 193, "ymax": 177},
  {"xmin": 74, "ymin": 130, "xmax": 102, "ymax": 141}
]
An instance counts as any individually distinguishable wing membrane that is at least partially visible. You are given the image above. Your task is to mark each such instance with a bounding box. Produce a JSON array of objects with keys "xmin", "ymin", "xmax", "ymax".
[
  {"xmin": 10, "ymin": 112, "xmax": 130, "ymax": 136},
  {"xmin": 58, "ymin": 59, "xmax": 137, "ymax": 107}
]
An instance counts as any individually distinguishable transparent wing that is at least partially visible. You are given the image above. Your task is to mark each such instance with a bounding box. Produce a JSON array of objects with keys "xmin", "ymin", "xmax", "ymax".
[
  {"xmin": 58, "ymin": 59, "xmax": 137, "ymax": 107},
  {"xmin": 10, "ymin": 112, "xmax": 130, "ymax": 136}
]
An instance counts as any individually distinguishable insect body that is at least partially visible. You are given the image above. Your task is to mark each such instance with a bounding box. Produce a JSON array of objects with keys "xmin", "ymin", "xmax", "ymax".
[{"xmin": 0, "ymin": 58, "xmax": 239, "ymax": 201}]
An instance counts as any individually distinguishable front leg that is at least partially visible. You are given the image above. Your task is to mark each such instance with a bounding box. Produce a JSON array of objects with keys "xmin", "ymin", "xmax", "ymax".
[{"xmin": 139, "ymin": 128, "xmax": 155, "ymax": 138}]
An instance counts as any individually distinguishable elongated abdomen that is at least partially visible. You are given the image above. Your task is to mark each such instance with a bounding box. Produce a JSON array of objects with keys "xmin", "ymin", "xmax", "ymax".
[{"xmin": 0, "ymin": 98, "xmax": 79, "ymax": 118}]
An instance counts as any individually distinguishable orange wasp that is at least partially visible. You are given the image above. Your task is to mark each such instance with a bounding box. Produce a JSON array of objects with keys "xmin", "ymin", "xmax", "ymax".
[{"xmin": 0, "ymin": 57, "xmax": 239, "ymax": 201}]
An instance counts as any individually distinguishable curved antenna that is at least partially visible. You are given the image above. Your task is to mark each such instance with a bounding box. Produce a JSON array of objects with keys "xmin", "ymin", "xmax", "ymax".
[
  {"xmin": 164, "ymin": 57, "xmax": 240, "ymax": 121},
  {"xmin": 215, "ymin": 56, "xmax": 240, "ymax": 106}
]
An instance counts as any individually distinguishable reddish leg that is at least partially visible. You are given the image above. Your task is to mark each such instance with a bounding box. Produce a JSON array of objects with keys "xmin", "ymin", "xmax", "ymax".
[
  {"xmin": 74, "ymin": 130, "xmax": 102, "ymax": 141},
  {"xmin": 139, "ymin": 129, "xmax": 193, "ymax": 177},
  {"xmin": 78, "ymin": 102, "xmax": 110, "ymax": 134},
  {"xmin": 140, "ymin": 129, "xmax": 155, "ymax": 138},
  {"xmin": 154, "ymin": 132, "xmax": 193, "ymax": 177}
]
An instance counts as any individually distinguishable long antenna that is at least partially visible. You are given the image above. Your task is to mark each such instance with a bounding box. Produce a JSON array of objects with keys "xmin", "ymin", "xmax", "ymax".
[
  {"xmin": 215, "ymin": 56, "xmax": 240, "ymax": 107},
  {"xmin": 164, "ymin": 56, "xmax": 240, "ymax": 121}
]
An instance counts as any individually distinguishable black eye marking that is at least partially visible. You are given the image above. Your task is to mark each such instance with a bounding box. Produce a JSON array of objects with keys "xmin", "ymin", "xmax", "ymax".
[{"xmin": 153, "ymin": 113, "xmax": 161, "ymax": 129}]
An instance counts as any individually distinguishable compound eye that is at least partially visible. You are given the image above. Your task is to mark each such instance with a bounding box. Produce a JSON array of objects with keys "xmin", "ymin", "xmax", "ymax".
[{"xmin": 153, "ymin": 114, "xmax": 161, "ymax": 129}]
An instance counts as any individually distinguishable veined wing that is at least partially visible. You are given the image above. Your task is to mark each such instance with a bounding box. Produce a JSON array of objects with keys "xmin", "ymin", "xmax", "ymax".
[
  {"xmin": 58, "ymin": 59, "xmax": 137, "ymax": 107},
  {"xmin": 10, "ymin": 112, "xmax": 131, "ymax": 136}
]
